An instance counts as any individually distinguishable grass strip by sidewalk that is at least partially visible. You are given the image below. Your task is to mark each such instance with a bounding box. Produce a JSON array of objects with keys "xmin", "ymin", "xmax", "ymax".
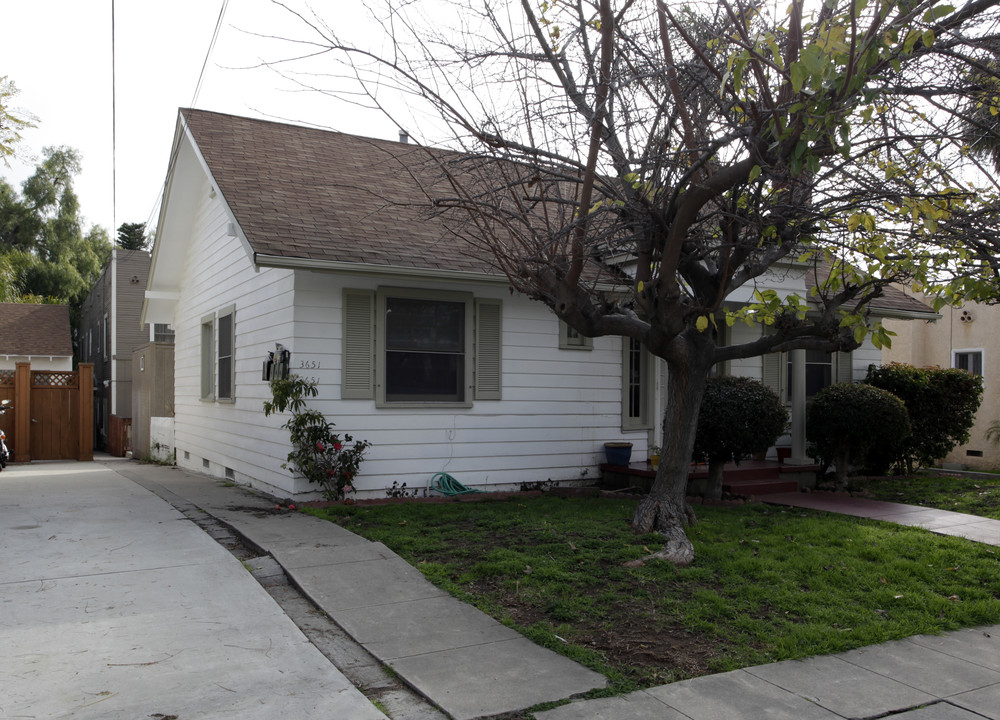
[
  {"xmin": 861, "ymin": 472, "xmax": 1000, "ymax": 519},
  {"xmin": 305, "ymin": 495, "xmax": 1000, "ymax": 694}
]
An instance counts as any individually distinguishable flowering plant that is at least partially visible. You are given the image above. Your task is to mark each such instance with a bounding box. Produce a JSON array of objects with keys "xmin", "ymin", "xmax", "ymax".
[{"xmin": 264, "ymin": 374, "xmax": 371, "ymax": 500}]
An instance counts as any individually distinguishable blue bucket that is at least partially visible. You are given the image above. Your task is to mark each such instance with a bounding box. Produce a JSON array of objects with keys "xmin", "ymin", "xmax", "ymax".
[{"xmin": 604, "ymin": 442, "xmax": 633, "ymax": 466}]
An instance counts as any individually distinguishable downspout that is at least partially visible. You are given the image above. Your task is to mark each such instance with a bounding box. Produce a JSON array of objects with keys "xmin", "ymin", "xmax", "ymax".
[{"xmin": 110, "ymin": 248, "xmax": 118, "ymax": 417}]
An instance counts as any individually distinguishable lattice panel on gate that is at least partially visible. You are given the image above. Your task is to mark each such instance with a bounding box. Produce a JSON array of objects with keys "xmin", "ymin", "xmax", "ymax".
[
  {"xmin": 0, "ymin": 370, "xmax": 13, "ymax": 387},
  {"xmin": 31, "ymin": 371, "xmax": 78, "ymax": 389}
]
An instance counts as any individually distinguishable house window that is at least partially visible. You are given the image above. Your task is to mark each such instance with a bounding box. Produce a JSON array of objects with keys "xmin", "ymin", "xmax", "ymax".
[
  {"xmin": 954, "ymin": 349, "xmax": 983, "ymax": 376},
  {"xmin": 342, "ymin": 288, "xmax": 502, "ymax": 406},
  {"xmin": 763, "ymin": 349, "xmax": 853, "ymax": 402},
  {"xmin": 622, "ymin": 338, "xmax": 652, "ymax": 430},
  {"xmin": 200, "ymin": 314, "xmax": 214, "ymax": 400},
  {"xmin": 787, "ymin": 348, "xmax": 833, "ymax": 400},
  {"xmin": 104, "ymin": 314, "xmax": 110, "ymax": 361},
  {"xmin": 154, "ymin": 323, "xmax": 175, "ymax": 343},
  {"xmin": 382, "ymin": 290, "xmax": 469, "ymax": 404},
  {"xmin": 559, "ymin": 321, "xmax": 593, "ymax": 350},
  {"xmin": 217, "ymin": 306, "xmax": 235, "ymax": 401}
]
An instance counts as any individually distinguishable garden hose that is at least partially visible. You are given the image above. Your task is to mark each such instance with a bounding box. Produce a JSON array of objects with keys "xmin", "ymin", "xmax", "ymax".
[{"xmin": 430, "ymin": 472, "xmax": 483, "ymax": 496}]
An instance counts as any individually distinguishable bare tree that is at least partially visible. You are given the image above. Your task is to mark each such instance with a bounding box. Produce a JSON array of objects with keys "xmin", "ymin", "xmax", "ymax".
[{"xmin": 269, "ymin": 0, "xmax": 1000, "ymax": 563}]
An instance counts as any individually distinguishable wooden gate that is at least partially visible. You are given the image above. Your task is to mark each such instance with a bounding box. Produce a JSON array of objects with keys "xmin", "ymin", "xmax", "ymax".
[{"xmin": 8, "ymin": 362, "xmax": 93, "ymax": 463}]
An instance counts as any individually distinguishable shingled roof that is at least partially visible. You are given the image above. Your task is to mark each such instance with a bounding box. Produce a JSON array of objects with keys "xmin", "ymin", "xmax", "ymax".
[
  {"xmin": 0, "ymin": 304, "xmax": 72, "ymax": 357},
  {"xmin": 182, "ymin": 108, "xmax": 501, "ymax": 275},
  {"xmin": 178, "ymin": 109, "xmax": 935, "ymax": 318}
]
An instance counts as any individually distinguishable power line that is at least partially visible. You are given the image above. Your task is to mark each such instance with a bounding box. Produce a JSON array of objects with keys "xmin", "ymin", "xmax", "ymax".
[
  {"xmin": 111, "ymin": 0, "xmax": 117, "ymax": 232},
  {"xmin": 191, "ymin": 0, "xmax": 229, "ymax": 107}
]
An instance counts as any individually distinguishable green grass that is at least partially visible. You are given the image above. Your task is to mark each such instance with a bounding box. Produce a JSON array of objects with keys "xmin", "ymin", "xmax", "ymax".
[
  {"xmin": 860, "ymin": 473, "xmax": 1000, "ymax": 519},
  {"xmin": 304, "ymin": 495, "xmax": 1000, "ymax": 694}
]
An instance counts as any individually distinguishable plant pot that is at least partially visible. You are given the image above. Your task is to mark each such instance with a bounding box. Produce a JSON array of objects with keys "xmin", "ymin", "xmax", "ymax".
[
  {"xmin": 604, "ymin": 441, "xmax": 633, "ymax": 466},
  {"xmin": 648, "ymin": 454, "xmax": 660, "ymax": 469}
]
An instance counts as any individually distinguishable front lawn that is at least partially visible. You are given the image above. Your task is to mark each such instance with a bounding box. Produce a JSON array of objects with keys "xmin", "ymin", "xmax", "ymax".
[
  {"xmin": 861, "ymin": 472, "xmax": 1000, "ymax": 519},
  {"xmin": 305, "ymin": 495, "xmax": 1000, "ymax": 695}
]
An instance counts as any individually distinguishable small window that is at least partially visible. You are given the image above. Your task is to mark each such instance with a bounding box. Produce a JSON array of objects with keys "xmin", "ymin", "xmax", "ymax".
[
  {"xmin": 201, "ymin": 315, "xmax": 214, "ymax": 400},
  {"xmin": 154, "ymin": 323, "xmax": 175, "ymax": 343},
  {"xmin": 954, "ymin": 349, "xmax": 983, "ymax": 376},
  {"xmin": 104, "ymin": 314, "xmax": 110, "ymax": 361},
  {"xmin": 217, "ymin": 306, "xmax": 235, "ymax": 401},
  {"xmin": 559, "ymin": 321, "xmax": 592, "ymax": 350}
]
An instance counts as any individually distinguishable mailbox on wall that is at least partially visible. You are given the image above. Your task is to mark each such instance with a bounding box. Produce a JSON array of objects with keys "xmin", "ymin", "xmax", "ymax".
[{"xmin": 262, "ymin": 344, "xmax": 290, "ymax": 382}]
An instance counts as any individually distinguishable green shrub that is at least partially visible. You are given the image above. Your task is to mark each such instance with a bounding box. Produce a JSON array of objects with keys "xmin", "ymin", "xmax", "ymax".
[
  {"xmin": 692, "ymin": 376, "xmax": 788, "ymax": 499},
  {"xmin": 806, "ymin": 383, "xmax": 910, "ymax": 490},
  {"xmin": 864, "ymin": 363, "xmax": 983, "ymax": 472},
  {"xmin": 263, "ymin": 374, "xmax": 372, "ymax": 500}
]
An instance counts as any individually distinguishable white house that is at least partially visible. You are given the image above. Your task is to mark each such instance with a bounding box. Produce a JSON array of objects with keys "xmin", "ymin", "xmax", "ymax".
[{"xmin": 142, "ymin": 109, "xmax": 936, "ymax": 498}]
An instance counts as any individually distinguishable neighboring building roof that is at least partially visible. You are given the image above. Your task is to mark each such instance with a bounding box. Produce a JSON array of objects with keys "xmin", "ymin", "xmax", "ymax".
[
  {"xmin": 0, "ymin": 304, "xmax": 73, "ymax": 357},
  {"xmin": 802, "ymin": 261, "xmax": 937, "ymax": 319},
  {"xmin": 867, "ymin": 283, "xmax": 937, "ymax": 318}
]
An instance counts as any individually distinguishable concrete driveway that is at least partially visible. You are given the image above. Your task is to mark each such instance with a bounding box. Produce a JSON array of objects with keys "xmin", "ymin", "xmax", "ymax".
[{"xmin": 0, "ymin": 460, "xmax": 385, "ymax": 720}]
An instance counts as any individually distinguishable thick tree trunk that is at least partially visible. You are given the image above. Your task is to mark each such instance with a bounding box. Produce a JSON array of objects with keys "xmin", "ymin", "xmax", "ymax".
[{"xmin": 632, "ymin": 347, "xmax": 712, "ymax": 566}]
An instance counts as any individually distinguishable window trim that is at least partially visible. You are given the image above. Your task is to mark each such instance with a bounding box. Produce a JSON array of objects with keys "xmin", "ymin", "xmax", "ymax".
[
  {"xmin": 200, "ymin": 313, "xmax": 215, "ymax": 401},
  {"xmin": 953, "ymin": 348, "xmax": 984, "ymax": 376},
  {"xmin": 375, "ymin": 287, "xmax": 474, "ymax": 409}
]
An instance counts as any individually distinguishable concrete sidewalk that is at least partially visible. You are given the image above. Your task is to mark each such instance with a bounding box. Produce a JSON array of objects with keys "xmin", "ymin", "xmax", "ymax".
[
  {"xmin": 0, "ymin": 460, "xmax": 386, "ymax": 720},
  {"xmin": 109, "ymin": 460, "xmax": 607, "ymax": 720},
  {"xmin": 90, "ymin": 460, "xmax": 1000, "ymax": 720}
]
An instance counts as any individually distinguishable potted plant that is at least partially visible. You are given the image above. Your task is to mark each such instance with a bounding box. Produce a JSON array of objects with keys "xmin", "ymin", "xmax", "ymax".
[{"xmin": 648, "ymin": 444, "xmax": 661, "ymax": 469}]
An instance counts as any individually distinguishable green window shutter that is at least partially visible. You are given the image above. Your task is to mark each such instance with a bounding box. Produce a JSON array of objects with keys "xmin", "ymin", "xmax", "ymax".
[
  {"xmin": 342, "ymin": 289, "xmax": 375, "ymax": 400},
  {"xmin": 836, "ymin": 351, "xmax": 853, "ymax": 384},
  {"xmin": 474, "ymin": 298, "xmax": 502, "ymax": 400},
  {"xmin": 761, "ymin": 352, "xmax": 782, "ymax": 395}
]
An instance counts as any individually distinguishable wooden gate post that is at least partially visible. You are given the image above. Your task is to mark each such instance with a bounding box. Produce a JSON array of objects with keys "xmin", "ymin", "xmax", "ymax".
[
  {"xmin": 14, "ymin": 362, "xmax": 30, "ymax": 463},
  {"xmin": 78, "ymin": 363, "xmax": 93, "ymax": 461}
]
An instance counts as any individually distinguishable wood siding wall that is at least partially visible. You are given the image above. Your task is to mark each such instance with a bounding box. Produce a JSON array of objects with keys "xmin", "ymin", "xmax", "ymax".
[
  {"xmin": 171, "ymin": 190, "xmax": 644, "ymax": 497},
  {"xmin": 171, "ymin": 186, "xmax": 297, "ymax": 491}
]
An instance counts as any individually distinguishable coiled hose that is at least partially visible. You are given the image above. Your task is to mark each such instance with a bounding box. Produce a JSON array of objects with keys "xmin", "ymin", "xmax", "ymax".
[{"xmin": 430, "ymin": 472, "xmax": 483, "ymax": 496}]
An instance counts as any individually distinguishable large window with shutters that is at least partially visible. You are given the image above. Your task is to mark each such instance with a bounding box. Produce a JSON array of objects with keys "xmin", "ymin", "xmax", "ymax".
[{"xmin": 342, "ymin": 287, "xmax": 502, "ymax": 407}]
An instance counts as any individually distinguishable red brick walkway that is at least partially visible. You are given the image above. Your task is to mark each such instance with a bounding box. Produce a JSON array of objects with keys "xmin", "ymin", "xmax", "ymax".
[{"xmin": 765, "ymin": 492, "xmax": 1000, "ymax": 546}]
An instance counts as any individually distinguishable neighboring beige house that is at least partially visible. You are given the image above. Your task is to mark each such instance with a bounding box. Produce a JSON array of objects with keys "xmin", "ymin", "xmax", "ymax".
[
  {"xmin": 0, "ymin": 303, "xmax": 73, "ymax": 371},
  {"xmin": 884, "ymin": 300, "xmax": 996, "ymax": 470}
]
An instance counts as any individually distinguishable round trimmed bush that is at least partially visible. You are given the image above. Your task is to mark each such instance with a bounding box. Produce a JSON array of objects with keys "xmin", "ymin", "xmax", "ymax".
[
  {"xmin": 806, "ymin": 383, "xmax": 910, "ymax": 489},
  {"xmin": 865, "ymin": 362, "xmax": 983, "ymax": 472},
  {"xmin": 692, "ymin": 376, "xmax": 788, "ymax": 499}
]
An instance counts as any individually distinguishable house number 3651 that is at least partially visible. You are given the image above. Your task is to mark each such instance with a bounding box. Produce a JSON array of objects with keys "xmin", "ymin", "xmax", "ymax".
[{"xmin": 298, "ymin": 360, "xmax": 321, "ymax": 369}]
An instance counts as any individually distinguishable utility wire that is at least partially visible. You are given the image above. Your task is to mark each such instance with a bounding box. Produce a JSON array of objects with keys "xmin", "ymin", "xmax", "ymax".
[
  {"xmin": 191, "ymin": 0, "xmax": 229, "ymax": 107},
  {"xmin": 143, "ymin": 0, "xmax": 228, "ymax": 243},
  {"xmin": 111, "ymin": 0, "xmax": 117, "ymax": 233}
]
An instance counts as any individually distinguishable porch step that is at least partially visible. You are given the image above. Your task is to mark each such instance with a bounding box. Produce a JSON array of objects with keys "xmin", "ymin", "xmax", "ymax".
[{"xmin": 722, "ymin": 477, "xmax": 800, "ymax": 496}]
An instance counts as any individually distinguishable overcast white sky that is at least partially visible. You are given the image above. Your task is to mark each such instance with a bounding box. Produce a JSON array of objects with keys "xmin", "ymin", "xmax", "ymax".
[{"xmin": 2, "ymin": 0, "xmax": 411, "ymax": 237}]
